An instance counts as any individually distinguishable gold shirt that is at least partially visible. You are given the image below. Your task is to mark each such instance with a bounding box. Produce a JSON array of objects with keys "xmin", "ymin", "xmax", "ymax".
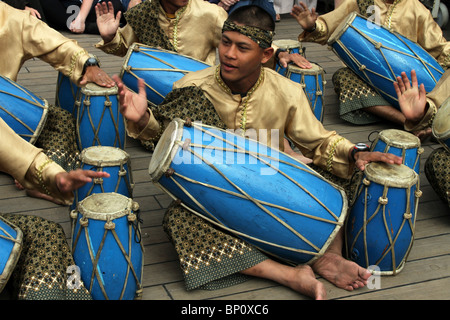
[
  {"xmin": 95, "ymin": 0, "xmax": 228, "ymax": 65},
  {"xmin": 0, "ymin": 2, "xmax": 90, "ymax": 84},
  {"xmin": 130, "ymin": 66, "xmax": 356, "ymax": 179},
  {"xmin": 0, "ymin": 118, "xmax": 73, "ymax": 205}
]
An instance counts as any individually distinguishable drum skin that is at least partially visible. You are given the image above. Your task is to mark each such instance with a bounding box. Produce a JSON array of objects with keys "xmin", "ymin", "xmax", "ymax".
[
  {"xmin": 148, "ymin": 118, "xmax": 348, "ymax": 265},
  {"xmin": 0, "ymin": 75, "xmax": 48, "ymax": 144},
  {"xmin": 120, "ymin": 44, "xmax": 210, "ymax": 106},
  {"xmin": 370, "ymin": 129, "xmax": 422, "ymax": 174},
  {"xmin": 328, "ymin": 12, "xmax": 445, "ymax": 108},
  {"xmin": 432, "ymin": 97, "xmax": 450, "ymax": 153}
]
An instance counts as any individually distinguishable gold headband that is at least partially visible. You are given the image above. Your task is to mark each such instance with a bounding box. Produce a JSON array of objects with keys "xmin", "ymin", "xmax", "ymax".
[{"xmin": 222, "ymin": 20, "xmax": 273, "ymax": 49}]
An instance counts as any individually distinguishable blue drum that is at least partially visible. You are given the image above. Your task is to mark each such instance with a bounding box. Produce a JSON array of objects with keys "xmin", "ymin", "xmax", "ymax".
[
  {"xmin": 273, "ymin": 39, "xmax": 304, "ymax": 76},
  {"xmin": 148, "ymin": 118, "xmax": 348, "ymax": 265},
  {"xmin": 432, "ymin": 97, "xmax": 449, "ymax": 153},
  {"xmin": 328, "ymin": 12, "xmax": 445, "ymax": 108},
  {"xmin": 285, "ymin": 63, "xmax": 326, "ymax": 122},
  {"xmin": 76, "ymin": 83, "xmax": 125, "ymax": 150},
  {"xmin": 74, "ymin": 146, "xmax": 134, "ymax": 207},
  {"xmin": 71, "ymin": 193, "xmax": 143, "ymax": 300},
  {"xmin": 346, "ymin": 162, "xmax": 421, "ymax": 275},
  {"xmin": 0, "ymin": 216, "xmax": 22, "ymax": 292},
  {"xmin": 55, "ymin": 71, "xmax": 81, "ymax": 116},
  {"xmin": 0, "ymin": 74, "xmax": 48, "ymax": 144},
  {"xmin": 371, "ymin": 129, "xmax": 423, "ymax": 174},
  {"xmin": 120, "ymin": 44, "xmax": 210, "ymax": 106}
]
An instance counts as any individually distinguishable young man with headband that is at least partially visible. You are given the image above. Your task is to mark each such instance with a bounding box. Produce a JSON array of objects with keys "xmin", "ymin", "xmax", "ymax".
[{"xmin": 113, "ymin": 0, "xmax": 402, "ymax": 299}]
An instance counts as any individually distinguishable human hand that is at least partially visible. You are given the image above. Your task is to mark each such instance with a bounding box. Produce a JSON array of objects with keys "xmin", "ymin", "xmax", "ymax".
[
  {"xmin": 353, "ymin": 151, "xmax": 403, "ymax": 171},
  {"xmin": 56, "ymin": 169, "xmax": 110, "ymax": 194},
  {"xmin": 393, "ymin": 70, "xmax": 428, "ymax": 122},
  {"xmin": 80, "ymin": 66, "xmax": 115, "ymax": 87},
  {"xmin": 278, "ymin": 51, "xmax": 312, "ymax": 69},
  {"xmin": 96, "ymin": 1, "xmax": 122, "ymax": 43},
  {"xmin": 291, "ymin": 2, "xmax": 318, "ymax": 31},
  {"xmin": 69, "ymin": 16, "xmax": 86, "ymax": 33},
  {"xmin": 113, "ymin": 75, "xmax": 149, "ymax": 130},
  {"xmin": 24, "ymin": 6, "xmax": 41, "ymax": 19}
]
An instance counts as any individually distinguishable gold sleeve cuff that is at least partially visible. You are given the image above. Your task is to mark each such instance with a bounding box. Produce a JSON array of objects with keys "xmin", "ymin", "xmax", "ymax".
[
  {"xmin": 404, "ymin": 99, "xmax": 438, "ymax": 132},
  {"xmin": 126, "ymin": 108, "xmax": 162, "ymax": 141},
  {"xmin": 26, "ymin": 153, "xmax": 74, "ymax": 205}
]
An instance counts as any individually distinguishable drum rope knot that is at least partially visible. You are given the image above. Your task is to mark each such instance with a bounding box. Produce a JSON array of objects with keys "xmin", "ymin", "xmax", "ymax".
[{"xmin": 378, "ymin": 196, "xmax": 388, "ymax": 205}]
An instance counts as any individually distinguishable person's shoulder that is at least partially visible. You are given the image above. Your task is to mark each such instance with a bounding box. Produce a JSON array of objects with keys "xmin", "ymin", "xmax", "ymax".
[
  {"xmin": 190, "ymin": 0, "xmax": 227, "ymax": 16},
  {"xmin": 174, "ymin": 66, "xmax": 216, "ymax": 88}
]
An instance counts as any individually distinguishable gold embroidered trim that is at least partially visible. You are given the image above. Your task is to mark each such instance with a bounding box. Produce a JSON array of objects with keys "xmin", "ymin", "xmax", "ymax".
[
  {"xmin": 69, "ymin": 50, "xmax": 88, "ymax": 77},
  {"xmin": 385, "ymin": 0, "xmax": 402, "ymax": 29},
  {"xmin": 214, "ymin": 65, "xmax": 265, "ymax": 133},
  {"xmin": 104, "ymin": 33, "xmax": 126, "ymax": 55},
  {"xmin": 36, "ymin": 159, "xmax": 54, "ymax": 196},
  {"xmin": 326, "ymin": 137, "xmax": 344, "ymax": 173},
  {"xmin": 171, "ymin": 6, "xmax": 187, "ymax": 51}
]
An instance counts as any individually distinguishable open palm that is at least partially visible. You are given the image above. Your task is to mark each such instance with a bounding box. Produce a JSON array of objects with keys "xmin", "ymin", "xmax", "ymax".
[
  {"xmin": 393, "ymin": 70, "xmax": 428, "ymax": 122},
  {"xmin": 95, "ymin": 1, "xmax": 121, "ymax": 42}
]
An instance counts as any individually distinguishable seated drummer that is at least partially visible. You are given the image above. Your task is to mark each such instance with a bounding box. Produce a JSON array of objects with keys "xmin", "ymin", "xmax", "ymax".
[
  {"xmin": 112, "ymin": 1, "xmax": 402, "ymax": 299},
  {"xmin": 0, "ymin": 116, "xmax": 109, "ymax": 299},
  {"xmin": 0, "ymin": 2, "xmax": 115, "ymax": 202},
  {"xmin": 394, "ymin": 69, "xmax": 450, "ymax": 207},
  {"xmin": 291, "ymin": 0, "xmax": 449, "ymax": 139}
]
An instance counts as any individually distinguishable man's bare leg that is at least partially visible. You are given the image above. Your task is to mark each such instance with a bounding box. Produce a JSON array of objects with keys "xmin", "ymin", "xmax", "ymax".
[
  {"xmin": 311, "ymin": 229, "xmax": 371, "ymax": 291},
  {"xmin": 241, "ymin": 259, "xmax": 327, "ymax": 300}
]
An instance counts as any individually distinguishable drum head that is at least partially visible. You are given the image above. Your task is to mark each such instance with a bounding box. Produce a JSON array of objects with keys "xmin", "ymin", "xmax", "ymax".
[
  {"xmin": 364, "ymin": 162, "xmax": 418, "ymax": 188},
  {"xmin": 148, "ymin": 118, "xmax": 184, "ymax": 181},
  {"xmin": 377, "ymin": 129, "xmax": 421, "ymax": 148},
  {"xmin": 432, "ymin": 97, "xmax": 450, "ymax": 140},
  {"xmin": 81, "ymin": 146, "xmax": 129, "ymax": 166},
  {"xmin": 77, "ymin": 193, "xmax": 133, "ymax": 220},
  {"xmin": 286, "ymin": 63, "xmax": 323, "ymax": 75},
  {"xmin": 81, "ymin": 82, "xmax": 118, "ymax": 96},
  {"xmin": 273, "ymin": 39, "xmax": 302, "ymax": 49},
  {"xmin": 328, "ymin": 12, "xmax": 358, "ymax": 45}
]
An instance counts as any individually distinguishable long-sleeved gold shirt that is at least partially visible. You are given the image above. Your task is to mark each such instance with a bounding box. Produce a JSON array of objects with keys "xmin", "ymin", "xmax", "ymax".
[
  {"xmin": 129, "ymin": 66, "xmax": 356, "ymax": 179},
  {"xmin": 95, "ymin": 0, "xmax": 228, "ymax": 66},
  {"xmin": 0, "ymin": 118, "xmax": 73, "ymax": 205},
  {"xmin": 0, "ymin": 2, "xmax": 90, "ymax": 84}
]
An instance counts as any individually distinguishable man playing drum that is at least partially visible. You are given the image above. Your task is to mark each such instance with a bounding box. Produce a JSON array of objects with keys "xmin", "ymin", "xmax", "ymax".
[
  {"xmin": 291, "ymin": 0, "xmax": 449, "ymax": 138},
  {"xmin": 0, "ymin": 2, "xmax": 115, "ymax": 201},
  {"xmin": 0, "ymin": 116, "xmax": 109, "ymax": 299},
  {"xmin": 113, "ymin": 1, "xmax": 402, "ymax": 299},
  {"xmin": 394, "ymin": 69, "xmax": 450, "ymax": 207}
]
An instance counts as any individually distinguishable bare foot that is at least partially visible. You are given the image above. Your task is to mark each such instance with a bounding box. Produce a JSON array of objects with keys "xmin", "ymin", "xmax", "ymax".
[
  {"xmin": 413, "ymin": 127, "xmax": 432, "ymax": 142},
  {"xmin": 241, "ymin": 259, "xmax": 326, "ymax": 300},
  {"xmin": 312, "ymin": 252, "xmax": 371, "ymax": 291}
]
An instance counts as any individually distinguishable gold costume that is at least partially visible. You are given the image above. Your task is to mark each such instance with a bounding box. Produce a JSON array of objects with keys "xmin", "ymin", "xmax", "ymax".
[
  {"xmin": 0, "ymin": 118, "xmax": 91, "ymax": 299},
  {"xmin": 0, "ymin": 2, "xmax": 90, "ymax": 84},
  {"xmin": 298, "ymin": 0, "xmax": 449, "ymax": 124},
  {"xmin": 127, "ymin": 66, "xmax": 358, "ymax": 290},
  {"xmin": 95, "ymin": 0, "xmax": 228, "ymax": 66}
]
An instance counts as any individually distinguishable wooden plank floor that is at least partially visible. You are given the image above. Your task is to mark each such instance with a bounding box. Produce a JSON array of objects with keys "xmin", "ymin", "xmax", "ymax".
[{"xmin": 2, "ymin": 13, "xmax": 449, "ymax": 302}]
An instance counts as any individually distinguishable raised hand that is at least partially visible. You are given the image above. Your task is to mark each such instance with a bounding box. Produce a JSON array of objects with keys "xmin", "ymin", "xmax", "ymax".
[
  {"xmin": 95, "ymin": 1, "xmax": 122, "ymax": 43},
  {"xmin": 291, "ymin": 2, "xmax": 318, "ymax": 31},
  {"xmin": 393, "ymin": 70, "xmax": 428, "ymax": 122}
]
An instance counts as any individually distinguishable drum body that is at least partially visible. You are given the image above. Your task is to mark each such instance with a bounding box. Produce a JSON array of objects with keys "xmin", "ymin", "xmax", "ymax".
[
  {"xmin": 75, "ymin": 146, "xmax": 134, "ymax": 206},
  {"xmin": 346, "ymin": 162, "xmax": 420, "ymax": 275},
  {"xmin": 273, "ymin": 39, "xmax": 304, "ymax": 76},
  {"xmin": 285, "ymin": 63, "xmax": 325, "ymax": 122},
  {"xmin": 76, "ymin": 83, "xmax": 125, "ymax": 150},
  {"xmin": 0, "ymin": 75, "xmax": 48, "ymax": 144},
  {"xmin": 328, "ymin": 12, "xmax": 444, "ymax": 108},
  {"xmin": 71, "ymin": 193, "xmax": 143, "ymax": 300},
  {"xmin": 371, "ymin": 129, "xmax": 422, "ymax": 173},
  {"xmin": 0, "ymin": 216, "xmax": 22, "ymax": 292},
  {"xmin": 432, "ymin": 97, "xmax": 450, "ymax": 153},
  {"xmin": 120, "ymin": 44, "xmax": 210, "ymax": 106},
  {"xmin": 148, "ymin": 118, "xmax": 348, "ymax": 265},
  {"xmin": 55, "ymin": 71, "xmax": 80, "ymax": 116}
]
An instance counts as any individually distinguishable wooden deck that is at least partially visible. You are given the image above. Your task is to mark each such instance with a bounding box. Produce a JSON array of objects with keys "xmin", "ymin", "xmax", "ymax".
[{"xmin": 2, "ymin": 13, "xmax": 449, "ymax": 302}]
